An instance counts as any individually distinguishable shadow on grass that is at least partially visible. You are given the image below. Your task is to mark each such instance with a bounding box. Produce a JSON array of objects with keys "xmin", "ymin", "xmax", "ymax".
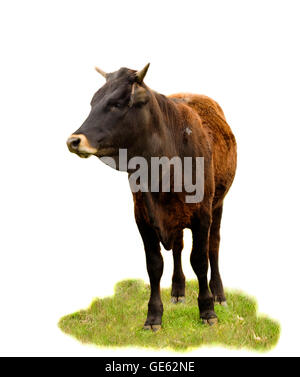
[{"xmin": 58, "ymin": 279, "xmax": 280, "ymax": 352}]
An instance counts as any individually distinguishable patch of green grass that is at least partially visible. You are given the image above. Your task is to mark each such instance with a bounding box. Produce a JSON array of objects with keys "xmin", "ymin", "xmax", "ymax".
[{"xmin": 58, "ymin": 279, "xmax": 280, "ymax": 352}]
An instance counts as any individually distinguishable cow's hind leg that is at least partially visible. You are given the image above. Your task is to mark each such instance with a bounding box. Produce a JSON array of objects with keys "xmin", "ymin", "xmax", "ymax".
[
  {"xmin": 190, "ymin": 209, "xmax": 217, "ymax": 325},
  {"xmin": 137, "ymin": 220, "xmax": 164, "ymax": 331},
  {"xmin": 171, "ymin": 230, "xmax": 185, "ymax": 303},
  {"xmin": 209, "ymin": 205, "xmax": 227, "ymax": 306}
]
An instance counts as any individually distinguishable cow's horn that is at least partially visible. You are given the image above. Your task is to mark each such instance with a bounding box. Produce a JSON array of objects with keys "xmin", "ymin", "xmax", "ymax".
[
  {"xmin": 95, "ymin": 66, "xmax": 107, "ymax": 78},
  {"xmin": 136, "ymin": 63, "xmax": 150, "ymax": 83}
]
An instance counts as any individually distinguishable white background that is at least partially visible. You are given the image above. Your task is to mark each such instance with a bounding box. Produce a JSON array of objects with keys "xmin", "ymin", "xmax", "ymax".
[{"xmin": 0, "ymin": 0, "xmax": 299, "ymax": 357}]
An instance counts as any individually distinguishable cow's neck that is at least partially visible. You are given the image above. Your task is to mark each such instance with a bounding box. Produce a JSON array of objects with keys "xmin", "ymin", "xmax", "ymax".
[{"xmin": 143, "ymin": 90, "xmax": 180, "ymax": 160}]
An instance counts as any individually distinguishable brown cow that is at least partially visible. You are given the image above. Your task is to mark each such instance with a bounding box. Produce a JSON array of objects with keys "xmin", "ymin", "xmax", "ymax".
[{"xmin": 67, "ymin": 64, "xmax": 237, "ymax": 330}]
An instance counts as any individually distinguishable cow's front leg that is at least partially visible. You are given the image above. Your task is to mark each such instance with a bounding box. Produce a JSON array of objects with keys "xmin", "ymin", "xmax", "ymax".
[
  {"xmin": 171, "ymin": 230, "xmax": 185, "ymax": 303},
  {"xmin": 137, "ymin": 221, "xmax": 164, "ymax": 331},
  {"xmin": 191, "ymin": 212, "xmax": 217, "ymax": 325}
]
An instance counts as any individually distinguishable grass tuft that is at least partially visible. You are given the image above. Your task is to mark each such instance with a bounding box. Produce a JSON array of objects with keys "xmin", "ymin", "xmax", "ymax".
[{"xmin": 58, "ymin": 279, "xmax": 280, "ymax": 352}]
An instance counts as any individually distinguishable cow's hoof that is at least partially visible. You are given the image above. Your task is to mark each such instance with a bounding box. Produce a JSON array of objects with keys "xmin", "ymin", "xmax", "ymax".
[
  {"xmin": 215, "ymin": 300, "xmax": 228, "ymax": 307},
  {"xmin": 200, "ymin": 308, "xmax": 218, "ymax": 326},
  {"xmin": 171, "ymin": 296, "xmax": 185, "ymax": 304},
  {"xmin": 143, "ymin": 324, "xmax": 161, "ymax": 332},
  {"xmin": 152, "ymin": 325, "xmax": 161, "ymax": 332},
  {"xmin": 213, "ymin": 293, "xmax": 227, "ymax": 305},
  {"xmin": 202, "ymin": 317, "xmax": 218, "ymax": 326}
]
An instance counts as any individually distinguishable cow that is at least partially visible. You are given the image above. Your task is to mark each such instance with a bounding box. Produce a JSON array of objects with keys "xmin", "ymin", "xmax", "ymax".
[{"xmin": 66, "ymin": 64, "xmax": 237, "ymax": 331}]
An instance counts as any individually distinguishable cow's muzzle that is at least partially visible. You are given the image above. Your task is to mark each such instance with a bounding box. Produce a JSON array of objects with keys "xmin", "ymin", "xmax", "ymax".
[{"xmin": 66, "ymin": 134, "xmax": 98, "ymax": 158}]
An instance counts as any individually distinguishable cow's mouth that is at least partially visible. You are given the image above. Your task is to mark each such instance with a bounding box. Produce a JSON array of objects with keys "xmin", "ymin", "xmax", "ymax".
[
  {"xmin": 96, "ymin": 147, "xmax": 119, "ymax": 158},
  {"xmin": 77, "ymin": 152, "xmax": 92, "ymax": 158},
  {"xmin": 74, "ymin": 147, "xmax": 118, "ymax": 159},
  {"xmin": 67, "ymin": 134, "xmax": 119, "ymax": 159}
]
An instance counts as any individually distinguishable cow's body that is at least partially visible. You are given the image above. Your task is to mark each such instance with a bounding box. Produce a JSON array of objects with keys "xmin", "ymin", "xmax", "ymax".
[
  {"xmin": 67, "ymin": 65, "xmax": 237, "ymax": 330},
  {"xmin": 134, "ymin": 92, "xmax": 236, "ymax": 248}
]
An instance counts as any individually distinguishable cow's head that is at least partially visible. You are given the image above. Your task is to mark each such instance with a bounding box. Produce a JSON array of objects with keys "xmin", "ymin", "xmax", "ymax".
[{"xmin": 67, "ymin": 64, "xmax": 151, "ymax": 160}]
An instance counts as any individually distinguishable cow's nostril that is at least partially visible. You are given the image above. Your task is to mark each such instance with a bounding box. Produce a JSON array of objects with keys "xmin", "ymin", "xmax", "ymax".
[{"xmin": 67, "ymin": 137, "xmax": 81, "ymax": 152}]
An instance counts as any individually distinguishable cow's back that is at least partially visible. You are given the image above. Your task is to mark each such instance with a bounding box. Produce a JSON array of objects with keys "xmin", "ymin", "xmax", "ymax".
[{"xmin": 169, "ymin": 93, "xmax": 237, "ymax": 207}]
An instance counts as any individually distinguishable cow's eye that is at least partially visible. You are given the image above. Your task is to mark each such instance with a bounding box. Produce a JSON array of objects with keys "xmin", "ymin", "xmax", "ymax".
[
  {"xmin": 113, "ymin": 102, "xmax": 122, "ymax": 108},
  {"xmin": 106, "ymin": 102, "xmax": 122, "ymax": 111}
]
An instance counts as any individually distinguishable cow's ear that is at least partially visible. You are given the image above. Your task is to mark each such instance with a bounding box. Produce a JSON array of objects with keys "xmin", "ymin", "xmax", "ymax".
[{"xmin": 129, "ymin": 83, "xmax": 149, "ymax": 107}]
